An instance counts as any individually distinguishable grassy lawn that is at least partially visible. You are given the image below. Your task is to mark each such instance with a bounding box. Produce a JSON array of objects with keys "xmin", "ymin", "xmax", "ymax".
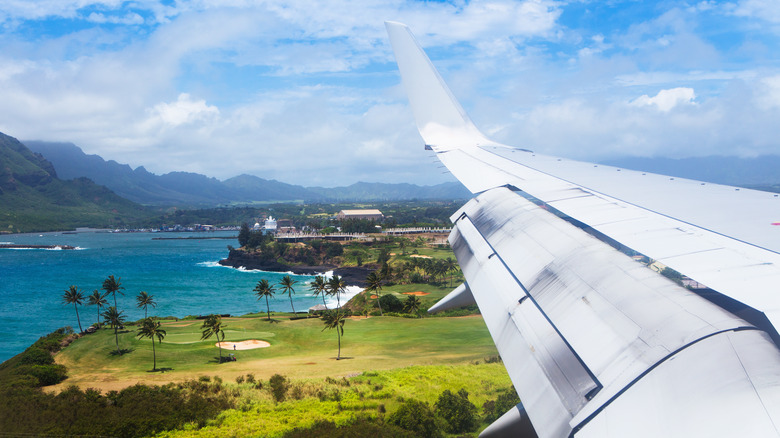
[{"xmin": 53, "ymin": 313, "xmax": 497, "ymax": 393}]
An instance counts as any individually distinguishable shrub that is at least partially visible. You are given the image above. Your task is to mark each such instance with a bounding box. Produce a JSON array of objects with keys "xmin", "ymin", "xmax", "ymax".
[
  {"xmin": 482, "ymin": 388, "xmax": 521, "ymax": 423},
  {"xmin": 378, "ymin": 294, "xmax": 403, "ymax": 313},
  {"xmin": 269, "ymin": 374, "xmax": 289, "ymax": 402},
  {"xmin": 19, "ymin": 348, "xmax": 54, "ymax": 366},
  {"xmin": 291, "ymin": 384, "xmax": 304, "ymax": 400},
  {"xmin": 18, "ymin": 364, "xmax": 68, "ymax": 386},
  {"xmin": 388, "ymin": 399, "xmax": 442, "ymax": 438},
  {"xmin": 434, "ymin": 389, "xmax": 478, "ymax": 434}
]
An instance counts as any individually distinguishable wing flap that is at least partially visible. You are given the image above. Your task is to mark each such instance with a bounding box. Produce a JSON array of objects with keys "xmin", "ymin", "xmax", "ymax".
[{"xmin": 451, "ymin": 187, "xmax": 755, "ymax": 436}]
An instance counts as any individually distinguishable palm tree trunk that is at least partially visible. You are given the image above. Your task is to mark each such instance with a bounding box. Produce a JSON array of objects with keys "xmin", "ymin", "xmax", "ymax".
[
  {"xmin": 74, "ymin": 303, "xmax": 83, "ymax": 333},
  {"xmin": 113, "ymin": 292, "xmax": 117, "ymax": 308},
  {"xmin": 114, "ymin": 327, "xmax": 120, "ymax": 355},
  {"xmin": 322, "ymin": 294, "xmax": 328, "ymax": 310},
  {"xmin": 96, "ymin": 305, "xmax": 101, "ymax": 328},
  {"xmin": 337, "ymin": 330, "xmax": 341, "ymax": 359},
  {"xmin": 152, "ymin": 337, "xmax": 157, "ymax": 371},
  {"xmin": 265, "ymin": 296, "xmax": 271, "ymax": 320},
  {"xmin": 217, "ymin": 333, "xmax": 223, "ymax": 363},
  {"xmin": 289, "ymin": 295, "xmax": 296, "ymax": 315}
]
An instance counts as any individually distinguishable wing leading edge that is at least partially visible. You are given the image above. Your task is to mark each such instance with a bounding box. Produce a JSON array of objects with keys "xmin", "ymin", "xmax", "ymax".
[{"xmin": 385, "ymin": 21, "xmax": 780, "ymax": 438}]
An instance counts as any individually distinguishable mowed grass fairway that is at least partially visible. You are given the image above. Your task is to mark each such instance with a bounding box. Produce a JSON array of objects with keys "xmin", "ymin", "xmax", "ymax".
[{"xmin": 53, "ymin": 313, "xmax": 497, "ymax": 392}]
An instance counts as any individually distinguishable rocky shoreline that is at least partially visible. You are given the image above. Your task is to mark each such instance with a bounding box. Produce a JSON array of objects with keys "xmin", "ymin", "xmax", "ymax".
[
  {"xmin": 0, "ymin": 244, "xmax": 76, "ymax": 250},
  {"xmin": 218, "ymin": 249, "xmax": 373, "ymax": 287}
]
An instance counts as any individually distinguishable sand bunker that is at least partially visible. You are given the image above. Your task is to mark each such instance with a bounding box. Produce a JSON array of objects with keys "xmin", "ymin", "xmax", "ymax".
[
  {"xmin": 402, "ymin": 291, "xmax": 430, "ymax": 296},
  {"xmin": 217, "ymin": 340, "xmax": 270, "ymax": 350},
  {"xmin": 409, "ymin": 255, "xmax": 432, "ymax": 259}
]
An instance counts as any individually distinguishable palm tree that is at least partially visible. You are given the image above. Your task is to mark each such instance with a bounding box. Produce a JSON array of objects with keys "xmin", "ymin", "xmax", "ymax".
[
  {"xmin": 444, "ymin": 257, "xmax": 457, "ymax": 287},
  {"xmin": 62, "ymin": 285, "xmax": 85, "ymax": 333},
  {"xmin": 102, "ymin": 275, "xmax": 124, "ymax": 308},
  {"xmin": 279, "ymin": 275, "xmax": 298, "ymax": 315},
  {"xmin": 309, "ymin": 276, "xmax": 328, "ymax": 310},
  {"xmin": 327, "ymin": 275, "xmax": 347, "ymax": 309},
  {"xmin": 321, "ymin": 309, "xmax": 346, "ymax": 360},
  {"xmin": 201, "ymin": 314, "xmax": 227, "ymax": 363},
  {"xmin": 404, "ymin": 295, "xmax": 421, "ymax": 316},
  {"xmin": 136, "ymin": 318, "xmax": 166, "ymax": 371},
  {"xmin": 253, "ymin": 279, "xmax": 276, "ymax": 321},
  {"xmin": 136, "ymin": 291, "xmax": 156, "ymax": 319},
  {"xmin": 87, "ymin": 289, "xmax": 108, "ymax": 328},
  {"xmin": 365, "ymin": 271, "xmax": 385, "ymax": 316},
  {"xmin": 102, "ymin": 306, "xmax": 126, "ymax": 355}
]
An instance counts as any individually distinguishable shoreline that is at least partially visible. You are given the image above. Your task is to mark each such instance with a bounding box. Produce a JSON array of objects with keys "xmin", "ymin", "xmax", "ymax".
[
  {"xmin": 0, "ymin": 244, "xmax": 77, "ymax": 250},
  {"xmin": 218, "ymin": 249, "xmax": 373, "ymax": 287}
]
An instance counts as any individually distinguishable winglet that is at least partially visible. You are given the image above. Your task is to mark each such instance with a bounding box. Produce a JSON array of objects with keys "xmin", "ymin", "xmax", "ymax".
[{"xmin": 385, "ymin": 21, "xmax": 494, "ymax": 151}]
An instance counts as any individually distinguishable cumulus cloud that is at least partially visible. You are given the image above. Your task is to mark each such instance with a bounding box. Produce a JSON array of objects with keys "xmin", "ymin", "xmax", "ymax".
[
  {"xmin": 631, "ymin": 87, "xmax": 696, "ymax": 112},
  {"xmin": 1, "ymin": 0, "xmax": 780, "ymax": 186},
  {"xmin": 146, "ymin": 93, "xmax": 220, "ymax": 127}
]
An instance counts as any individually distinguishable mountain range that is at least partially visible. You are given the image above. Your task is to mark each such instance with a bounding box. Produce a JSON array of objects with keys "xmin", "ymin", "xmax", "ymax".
[
  {"xmin": 0, "ymin": 133, "xmax": 147, "ymax": 233},
  {"xmin": 24, "ymin": 141, "xmax": 472, "ymax": 206}
]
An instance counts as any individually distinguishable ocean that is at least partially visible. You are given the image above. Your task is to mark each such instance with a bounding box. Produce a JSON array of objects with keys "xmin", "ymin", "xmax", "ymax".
[{"xmin": 0, "ymin": 230, "xmax": 359, "ymax": 362}]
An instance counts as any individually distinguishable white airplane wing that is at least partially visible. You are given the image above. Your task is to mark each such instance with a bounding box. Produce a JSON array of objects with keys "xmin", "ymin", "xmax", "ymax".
[{"xmin": 386, "ymin": 21, "xmax": 780, "ymax": 438}]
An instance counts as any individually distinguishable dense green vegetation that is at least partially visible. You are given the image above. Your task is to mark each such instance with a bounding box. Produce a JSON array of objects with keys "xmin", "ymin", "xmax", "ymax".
[
  {"xmin": 0, "ymin": 328, "xmax": 73, "ymax": 388},
  {"xmin": 0, "ymin": 302, "xmax": 510, "ymax": 436},
  {"xmin": 0, "ymin": 378, "xmax": 234, "ymax": 437}
]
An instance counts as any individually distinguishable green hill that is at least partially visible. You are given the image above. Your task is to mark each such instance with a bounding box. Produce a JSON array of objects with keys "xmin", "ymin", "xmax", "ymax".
[{"xmin": 0, "ymin": 132, "xmax": 148, "ymax": 233}]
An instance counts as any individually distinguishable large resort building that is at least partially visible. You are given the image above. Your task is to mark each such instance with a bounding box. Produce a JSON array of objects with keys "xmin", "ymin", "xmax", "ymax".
[{"xmin": 336, "ymin": 209, "xmax": 384, "ymax": 221}]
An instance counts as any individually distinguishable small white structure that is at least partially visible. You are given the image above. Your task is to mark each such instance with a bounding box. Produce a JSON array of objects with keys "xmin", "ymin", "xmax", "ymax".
[{"xmin": 262, "ymin": 216, "xmax": 278, "ymax": 235}]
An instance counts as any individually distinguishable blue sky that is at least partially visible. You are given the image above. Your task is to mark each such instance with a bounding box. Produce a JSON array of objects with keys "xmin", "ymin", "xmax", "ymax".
[{"xmin": 1, "ymin": 0, "xmax": 779, "ymax": 186}]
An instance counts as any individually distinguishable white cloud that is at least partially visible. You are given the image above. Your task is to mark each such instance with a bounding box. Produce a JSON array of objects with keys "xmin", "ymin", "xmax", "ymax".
[
  {"xmin": 631, "ymin": 87, "xmax": 696, "ymax": 112},
  {"xmin": 756, "ymin": 75, "xmax": 780, "ymax": 109},
  {"xmin": 86, "ymin": 12, "xmax": 144, "ymax": 25},
  {"xmin": 1, "ymin": 0, "xmax": 780, "ymax": 187},
  {"xmin": 729, "ymin": 0, "xmax": 780, "ymax": 24},
  {"xmin": 146, "ymin": 93, "xmax": 220, "ymax": 127}
]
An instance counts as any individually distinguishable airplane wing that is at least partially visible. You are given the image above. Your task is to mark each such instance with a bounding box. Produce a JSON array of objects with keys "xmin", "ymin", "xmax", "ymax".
[{"xmin": 386, "ymin": 21, "xmax": 780, "ymax": 438}]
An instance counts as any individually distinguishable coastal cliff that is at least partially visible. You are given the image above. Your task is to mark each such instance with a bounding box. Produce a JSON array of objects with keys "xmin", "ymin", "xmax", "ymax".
[{"xmin": 219, "ymin": 249, "xmax": 373, "ymax": 287}]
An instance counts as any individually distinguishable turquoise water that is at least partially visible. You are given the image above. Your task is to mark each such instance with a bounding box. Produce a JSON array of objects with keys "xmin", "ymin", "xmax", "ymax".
[{"xmin": 0, "ymin": 231, "xmax": 352, "ymax": 363}]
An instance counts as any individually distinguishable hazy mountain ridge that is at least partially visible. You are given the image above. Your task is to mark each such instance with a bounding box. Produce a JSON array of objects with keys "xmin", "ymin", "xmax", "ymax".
[
  {"xmin": 25, "ymin": 141, "xmax": 471, "ymax": 205},
  {"xmin": 0, "ymin": 133, "xmax": 147, "ymax": 233}
]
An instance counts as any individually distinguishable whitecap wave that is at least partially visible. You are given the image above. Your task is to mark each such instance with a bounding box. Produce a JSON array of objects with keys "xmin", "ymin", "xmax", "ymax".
[
  {"xmin": 203, "ymin": 263, "xmax": 313, "ymax": 279},
  {"xmin": 325, "ymin": 285, "xmax": 363, "ymax": 308}
]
